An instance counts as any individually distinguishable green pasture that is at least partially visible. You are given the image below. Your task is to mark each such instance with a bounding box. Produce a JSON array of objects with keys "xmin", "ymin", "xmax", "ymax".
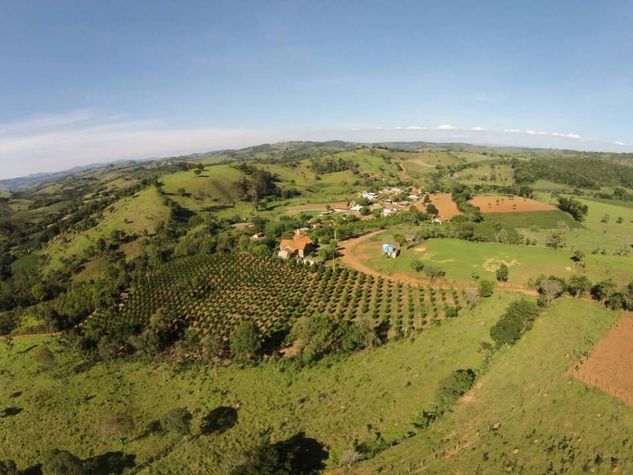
[
  {"xmin": 487, "ymin": 210, "xmax": 581, "ymax": 229},
  {"xmin": 361, "ymin": 234, "xmax": 632, "ymax": 285},
  {"xmin": 357, "ymin": 299, "xmax": 632, "ymax": 474},
  {"xmin": 44, "ymin": 188, "xmax": 168, "ymax": 272},
  {"xmin": 0, "ymin": 293, "xmax": 515, "ymax": 473}
]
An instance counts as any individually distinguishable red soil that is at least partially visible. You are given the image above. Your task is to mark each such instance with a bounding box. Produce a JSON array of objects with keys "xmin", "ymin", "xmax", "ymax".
[
  {"xmin": 469, "ymin": 195, "xmax": 555, "ymax": 213},
  {"xmin": 571, "ymin": 312, "xmax": 633, "ymax": 407}
]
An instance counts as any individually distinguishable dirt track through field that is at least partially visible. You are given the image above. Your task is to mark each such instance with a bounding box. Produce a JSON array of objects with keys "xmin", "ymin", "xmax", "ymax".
[
  {"xmin": 571, "ymin": 312, "xmax": 633, "ymax": 406},
  {"xmin": 338, "ymin": 231, "xmax": 537, "ymax": 296}
]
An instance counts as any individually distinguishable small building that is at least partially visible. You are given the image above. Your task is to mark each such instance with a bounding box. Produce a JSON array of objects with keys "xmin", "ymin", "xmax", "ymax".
[
  {"xmin": 382, "ymin": 207, "xmax": 398, "ymax": 217},
  {"xmin": 382, "ymin": 243, "xmax": 399, "ymax": 258},
  {"xmin": 331, "ymin": 202, "xmax": 350, "ymax": 212},
  {"xmin": 250, "ymin": 232, "xmax": 265, "ymax": 241},
  {"xmin": 278, "ymin": 234, "xmax": 315, "ymax": 260},
  {"xmin": 361, "ymin": 191, "xmax": 377, "ymax": 202}
]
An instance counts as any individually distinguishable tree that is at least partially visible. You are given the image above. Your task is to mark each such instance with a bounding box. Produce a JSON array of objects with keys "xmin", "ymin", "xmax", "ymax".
[
  {"xmin": 490, "ymin": 299, "xmax": 540, "ymax": 347},
  {"xmin": 290, "ymin": 314, "xmax": 338, "ymax": 363},
  {"xmin": 496, "ymin": 263, "xmax": 509, "ymax": 282},
  {"xmin": 557, "ymin": 196, "xmax": 588, "ymax": 222},
  {"xmin": 591, "ymin": 279, "xmax": 617, "ymax": 302},
  {"xmin": 478, "ymin": 280, "xmax": 494, "ymax": 298},
  {"xmin": 538, "ymin": 278, "xmax": 564, "ymax": 307},
  {"xmin": 423, "ymin": 265, "xmax": 445, "ymax": 281},
  {"xmin": 567, "ymin": 275, "xmax": 591, "ymax": 297},
  {"xmin": 230, "ymin": 320, "xmax": 261, "ymax": 360},
  {"xmin": 426, "ymin": 203, "xmax": 439, "ymax": 217}
]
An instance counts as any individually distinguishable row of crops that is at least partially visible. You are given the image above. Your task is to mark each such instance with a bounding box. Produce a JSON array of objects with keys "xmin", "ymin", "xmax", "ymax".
[{"xmin": 119, "ymin": 252, "xmax": 478, "ymax": 342}]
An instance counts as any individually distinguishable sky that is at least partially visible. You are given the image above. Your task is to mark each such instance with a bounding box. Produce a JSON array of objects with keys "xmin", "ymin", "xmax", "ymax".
[{"xmin": 1, "ymin": 0, "xmax": 632, "ymax": 179}]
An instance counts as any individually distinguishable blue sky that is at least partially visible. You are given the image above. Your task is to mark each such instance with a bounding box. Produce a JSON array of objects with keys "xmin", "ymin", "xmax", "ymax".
[{"xmin": 1, "ymin": 0, "xmax": 632, "ymax": 178}]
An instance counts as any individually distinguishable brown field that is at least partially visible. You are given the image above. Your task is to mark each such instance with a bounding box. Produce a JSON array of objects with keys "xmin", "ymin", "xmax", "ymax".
[
  {"xmin": 414, "ymin": 193, "xmax": 462, "ymax": 220},
  {"xmin": 469, "ymin": 195, "xmax": 555, "ymax": 213},
  {"xmin": 571, "ymin": 312, "xmax": 633, "ymax": 406}
]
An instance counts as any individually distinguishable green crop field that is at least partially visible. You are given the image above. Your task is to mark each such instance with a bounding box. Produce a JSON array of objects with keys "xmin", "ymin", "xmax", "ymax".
[
  {"xmin": 356, "ymin": 299, "xmax": 631, "ymax": 474},
  {"xmin": 361, "ymin": 236, "xmax": 633, "ymax": 285},
  {"xmin": 0, "ymin": 292, "xmax": 515, "ymax": 473}
]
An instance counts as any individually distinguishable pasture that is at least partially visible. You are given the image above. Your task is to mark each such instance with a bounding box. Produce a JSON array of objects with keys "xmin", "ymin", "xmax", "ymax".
[
  {"xmin": 486, "ymin": 210, "xmax": 582, "ymax": 229},
  {"xmin": 355, "ymin": 299, "xmax": 633, "ymax": 474},
  {"xmin": 0, "ymin": 293, "xmax": 516, "ymax": 473},
  {"xmin": 353, "ymin": 234, "xmax": 632, "ymax": 285}
]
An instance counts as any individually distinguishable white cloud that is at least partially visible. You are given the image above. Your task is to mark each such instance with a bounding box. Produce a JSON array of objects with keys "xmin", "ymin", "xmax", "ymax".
[
  {"xmin": 437, "ymin": 124, "xmax": 455, "ymax": 130},
  {"xmin": 405, "ymin": 125, "xmax": 427, "ymax": 130},
  {"xmin": 503, "ymin": 128, "xmax": 520, "ymax": 133},
  {"xmin": 614, "ymin": 141, "xmax": 626, "ymax": 146},
  {"xmin": 472, "ymin": 126, "xmax": 485, "ymax": 131},
  {"xmin": 0, "ymin": 111, "xmax": 291, "ymax": 179}
]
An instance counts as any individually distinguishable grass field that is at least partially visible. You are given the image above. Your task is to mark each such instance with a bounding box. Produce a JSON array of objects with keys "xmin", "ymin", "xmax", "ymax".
[
  {"xmin": 10, "ymin": 253, "xmax": 41, "ymax": 272},
  {"xmin": 487, "ymin": 210, "xmax": 582, "ymax": 229},
  {"xmin": 522, "ymin": 195, "xmax": 633, "ymax": 253},
  {"xmin": 44, "ymin": 188, "xmax": 169, "ymax": 272},
  {"xmin": 354, "ymin": 299, "xmax": 632, "ymax": 474},
  {"xmin": 359, "ymin": 235, "xmax": 633, "ymax": 285},
  {"xmin": 453, "ymin": 163, "xmax": 514, "ymax": 186},
  {"xmin": 0, "ymin": 293, "xmax": 516, "ymax": 473}
]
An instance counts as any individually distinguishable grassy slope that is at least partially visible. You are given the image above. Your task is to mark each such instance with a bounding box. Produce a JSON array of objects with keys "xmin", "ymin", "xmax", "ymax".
[
  {"xmin": 0, "ymin": 293, "xmax": 514, "ymax": 473},
  {"xmin": 524, "ymin": 195, "xmax": 633, "ymax": 253},
  {"xmin": 354, "ymin": 299, "xmax": 632, "ymax": 474},
  {"xmin": 44, "ymin": 187, "xmax": 169, "ymax": 272},
  {"xmin": 486, "ymin": 210, "xmax": 582, "ymax": 229}
]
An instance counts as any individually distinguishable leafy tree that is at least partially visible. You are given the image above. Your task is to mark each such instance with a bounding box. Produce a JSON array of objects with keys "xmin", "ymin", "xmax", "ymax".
[
  {"xmin": 490, "ymin": 299, "xmax": 540, "ymax": 347},
  {"xmin": 496, "ymin": 263, "xmax": 509, "ymax": 282},
  {"xmin": 230, "ymin": 320, "xmax": 261, "ymax": 360},
  {"xmin": 567, "ymin": 275, "xmax": 591, "ymax": 297},
  {"xmin": 590, "ymin": 279, "xmax": 617, "ymax": 302},
  {"xmin": 557, "ymin": 196, "xmax": 588, "ymax": 222},
  {"xmin": 426, "ymin": 203, "xmax": 439, "ymax": 217},
  {"xmin": 290, "ymin": 314, "xmax": 338, "ymax": 363},
  {"xmin": 0, "ymin": 460, "xmax": 17, "ymax": 475}
]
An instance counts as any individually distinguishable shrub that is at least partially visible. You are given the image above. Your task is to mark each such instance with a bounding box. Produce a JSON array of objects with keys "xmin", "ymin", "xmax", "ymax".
[
  {"xmin": 160, "ymin": 408, "xmax": 192, "ymax": 435},
  {"xmin": 435, "ymin": 369, "xmax": 477, "ymax": 412},
  {"xmin": 0, "ymin": 460, "xmax": 17, "ymax": 475},
  {"xmin": 478, "ymin": 280, "xmax": 494, "ymax": 298}
]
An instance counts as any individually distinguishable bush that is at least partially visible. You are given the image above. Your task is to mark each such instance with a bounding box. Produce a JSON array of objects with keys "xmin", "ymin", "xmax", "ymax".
[
  {"xmin": 230, "ymin": 320, "xmax": 261, "ymax": 360},
  {"xmin": 478, "ymin": 280, "xmax": 494, "ymax": 298},
  {"xmin": 160, "ymin": 408, "xmax": 192, "ymax": 435},
  {"xmin": 495, "ymin": 263, "xmax": 509, "ymax": 282},
  {"xmin": 490, "ymin": 299, "xmax": 540, "ymax": 347},
  {"xmin": 0, "ymin": 312, "xmax": 17, "ymax": 335},
  {"xmin": 435, "ymin": 369, "xmax": 477, "ymax": 411}
]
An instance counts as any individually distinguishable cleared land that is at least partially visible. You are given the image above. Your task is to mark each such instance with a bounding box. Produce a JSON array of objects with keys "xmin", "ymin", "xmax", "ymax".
[
  {"xmin": 340, "ymin": 233, "xmax": 633, "ymax": 286},
  {"xmin": 469, "ymin": 195, "xmax": 556, "ymax": 213},
  {"xmin": 486, "ymin": 210, "xmax": 582, "ymax": 229},
  {"xmin": 571, "ymin": 312, "xmax": 633, "ymax": 407},
  {"xmin": 414, "ymin": 193, "xmax": 462, "ymax": 220}
]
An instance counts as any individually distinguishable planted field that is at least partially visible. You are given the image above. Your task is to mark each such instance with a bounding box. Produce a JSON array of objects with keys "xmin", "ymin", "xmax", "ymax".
[
  {"xmin": 114, "ymin": 253, "xmax": 477, "ymax": 343},
  {"xmin": 469, "ymin": 195, "xmax": 555, "ymax": 213},
  {"xmin": 571, "ymin": 312, "xmax": 633, "ymax": 406}
]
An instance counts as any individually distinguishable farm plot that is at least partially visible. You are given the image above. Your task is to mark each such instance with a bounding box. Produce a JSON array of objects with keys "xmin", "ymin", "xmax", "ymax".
[
  {"xmin": 112, "ymin": 253, "xmax": 477, "ymax": 344},
  {"xmin": 469, "ymin": 195, "xmax": 555, "ymax": 213},
  {"xmin": 414, "ymin": 193, "xmax": 462, "ymax": 220},
  {"xmin": 571, "ymin": 312, "xmax": 633, "ymax": 407}
]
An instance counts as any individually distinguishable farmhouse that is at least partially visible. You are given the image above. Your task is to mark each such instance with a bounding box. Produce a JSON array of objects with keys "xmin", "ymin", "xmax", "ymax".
[
  {"xmin": 382, "ymin": 243, "xmax": 399, "ymax": 258},
  {"xmin": 278, "ymin": 233, "xmax": 315, "ymax": 260}
]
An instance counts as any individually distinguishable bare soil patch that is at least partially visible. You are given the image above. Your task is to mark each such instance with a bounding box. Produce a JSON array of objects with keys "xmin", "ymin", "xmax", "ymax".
[
  {"xmin": 414, "ymin": 193, "xmax": 462, "ymax": 220},
  {"xmin": 571, "ymin": 312, "xmax": 633, "ymax": 406},
  {"xmin": 469, "ymin": 195, "xmax": 555, "ymax": 213}
]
